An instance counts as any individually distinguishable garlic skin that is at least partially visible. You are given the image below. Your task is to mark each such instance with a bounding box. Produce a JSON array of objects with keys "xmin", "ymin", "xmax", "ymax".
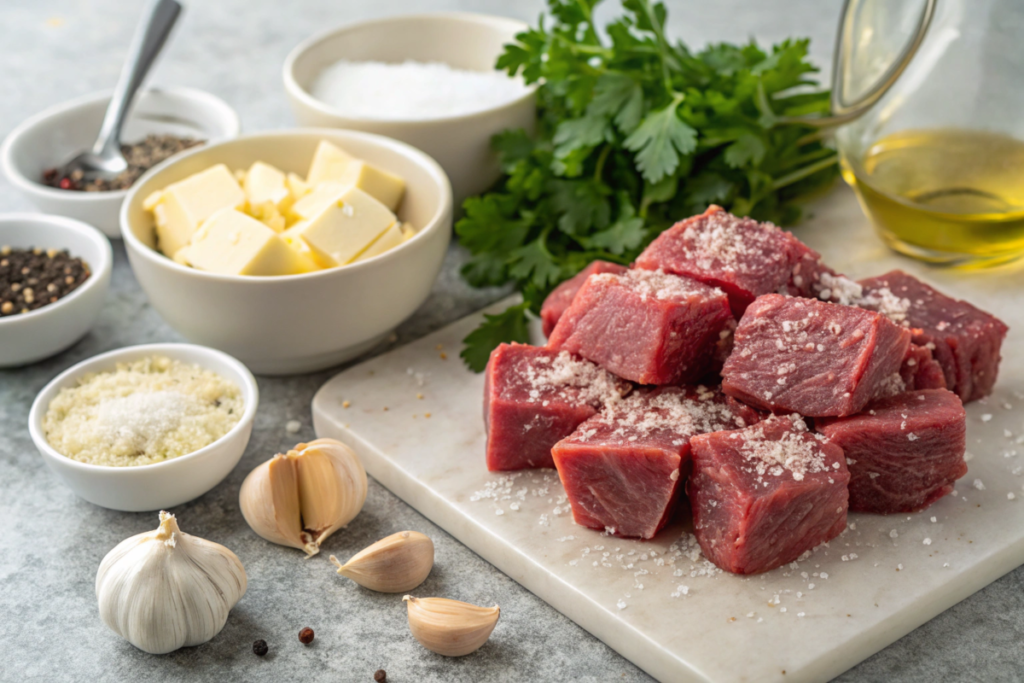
[
  {"xmin": 330, "ymin": 530, "xmax": 434, "ymax": 592},
  {"xmin": 240, "ymin": 438, "xmax": 367, "ymax": 556},
  {"xmin": 95, "ymin": 512, "xmax": 247, "ymax": 655},
  {"xmin": 403, "ymin": 596, "xmax": 499, "ymax": 657}
]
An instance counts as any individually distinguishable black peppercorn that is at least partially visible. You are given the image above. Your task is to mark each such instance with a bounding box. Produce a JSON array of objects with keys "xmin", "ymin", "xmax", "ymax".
[
  {"xmin": 298, "ymin": 627, "xmax": 314, "ymax": 644},
  {"xmin": 374, "ymin": 669, "xmax": 387, "ymax": 682},
  {"xmin": 252, "ymin": 639, "xmax": 269, "ymax": 656}
]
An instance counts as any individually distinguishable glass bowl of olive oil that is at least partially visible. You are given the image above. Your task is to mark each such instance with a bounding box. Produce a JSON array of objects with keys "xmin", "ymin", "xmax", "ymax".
[{"xmin": 836, "ymin": 0, "xmax": 1024, "ymax": 268}]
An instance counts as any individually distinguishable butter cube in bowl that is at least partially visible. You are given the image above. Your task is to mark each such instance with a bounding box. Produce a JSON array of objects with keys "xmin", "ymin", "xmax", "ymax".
[{"xmin": 120, "ymin": 129, "xmax": 451, "ymax": 374}]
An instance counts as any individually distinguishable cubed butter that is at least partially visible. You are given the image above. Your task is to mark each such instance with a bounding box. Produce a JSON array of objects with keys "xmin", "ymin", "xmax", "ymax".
[
  {"xmin": 150, "ymin": 164, "xmax": 245, "ymax": 257},
  {"xmin": 282, "ymin": 221, "xmax": 330, "ymax": 269},
  {"xmin": 286, "ymin": 172, "xmax": 311, "ymax": 199},
  {"xmin": 244, "ymin": 161, "xmax": 291, "ymax": 211},
  {"xmin": 336, "ymin": 160, "xmax": 406, "ymax": 211},
  {"xmin": 400, "ymin": 222, "xmax": 416, "ymax": 241},
  {"xmin": 298, "ymin": 187, "xmax": 397, "ymax": 266},
  {"xmin": 249, "ymin": 201, "xmax": 287, "ymax": 233},
  {"xmin": 186, "ymin": 208, "xmax": 318, "ymax": 276},
  {"xmin": 287, "ymin": 181, "xmax": 350, "ymax": 223},
  {"xmin": 306, "ymin": 140, "xmax": 357, "ymax": 186},
  {"xmin": 354, "ymin": 221, "xmax": 404, "ymax": 262}
]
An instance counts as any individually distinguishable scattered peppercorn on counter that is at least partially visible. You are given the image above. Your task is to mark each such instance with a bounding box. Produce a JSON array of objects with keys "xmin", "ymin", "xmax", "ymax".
[{"xmin": 143, "ymin": 140, "xmax": 416, "ymax": 276}]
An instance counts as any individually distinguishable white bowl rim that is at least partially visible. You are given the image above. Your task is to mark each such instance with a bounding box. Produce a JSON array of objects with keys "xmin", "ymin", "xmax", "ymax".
[
  {"xmin": 282, "ymin": 11, "xmax": 538, "ymax": 125},
  {"xmin": 120, "ymin": 127, "xmax": 453, "ymax": 283},
  {"xmin": 27, "ymin": 342, "xmax": 259, "ymax": 475},
  {"xmin": 0, "ymin": 212, "xmax": 112, "ymax": 327},
  {"xmin": 0, "ymin": 86, "xmax": 241, "ymax": 201}
]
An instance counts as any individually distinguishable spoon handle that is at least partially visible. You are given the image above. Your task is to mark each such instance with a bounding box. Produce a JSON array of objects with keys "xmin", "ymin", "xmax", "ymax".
[{"xmin": 91, "ymin": 0, "xmax": 183, "ymax": 157}]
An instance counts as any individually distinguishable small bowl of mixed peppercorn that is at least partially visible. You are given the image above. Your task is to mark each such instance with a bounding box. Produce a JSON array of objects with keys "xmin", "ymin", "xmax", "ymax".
[
  {"xmin": 0, "ymin": 213, "xmax": 112, "ymax": 367},
  {"xmin": 1, "ymin": 87, "xmax": 239, "ymax": 238}
]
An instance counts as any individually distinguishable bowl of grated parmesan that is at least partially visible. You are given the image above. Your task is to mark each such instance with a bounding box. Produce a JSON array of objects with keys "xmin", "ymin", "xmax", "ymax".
[{"xmin": 28, "ymin": 343, "xmax": 258, "ymax": 511}]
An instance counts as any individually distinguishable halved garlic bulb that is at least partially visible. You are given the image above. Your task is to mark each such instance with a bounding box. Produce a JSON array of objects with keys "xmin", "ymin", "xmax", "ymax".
[
  {"xmin": 95, "ymin": 512, "xmax": 246, "ymax": 654},
  {"xmin": 330, "ymin": 530, "xmax": 434, "ymax": 592},
  {"xmin": 239, "ymin": 438, "xmax": 367, "ymax": 556},
  {"xmin": 403, "ymin": 596, "xmax": 500, "ymax": 657}
]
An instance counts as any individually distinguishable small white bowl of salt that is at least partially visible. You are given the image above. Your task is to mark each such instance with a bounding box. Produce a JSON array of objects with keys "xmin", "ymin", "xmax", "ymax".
[
  {"xmin": 28, "ymin": 343, "xmax": 258, "ymax": 511},
  {"xmin": 283, "ymin": 12, "xmax": 536, "ymax": 205}
]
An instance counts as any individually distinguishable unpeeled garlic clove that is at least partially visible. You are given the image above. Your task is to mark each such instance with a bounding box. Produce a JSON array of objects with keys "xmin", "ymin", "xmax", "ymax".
[
  {"xmin": 239, "ymin": 438, "xmax": 367, "ymax": 556},
  {"xmin": 403, "ymin": 596, "xmax": 499, "ymax": 657},
  {"xmin": 330, "ymin": 530, "xmax": 434, "ymax": 593},
  {"xmin": 96, "ymin": 512, "xmax": 247, "ymax": 654}
]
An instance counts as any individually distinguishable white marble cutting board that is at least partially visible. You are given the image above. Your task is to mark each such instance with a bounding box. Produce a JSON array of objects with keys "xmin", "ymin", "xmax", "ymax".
[{"xmin": 312, "ymin": 189, "xmax": 1024, "ymax": 683}]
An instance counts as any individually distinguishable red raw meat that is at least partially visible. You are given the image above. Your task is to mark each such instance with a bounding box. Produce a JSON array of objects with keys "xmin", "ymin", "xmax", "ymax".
[
  {"xmin": 541, "ymin": 260, "xmax": 628, "ymax": 337},
  {"xmin": 547, "ymin": 269, "xmax": 733, "ymax": 385},
  {"xmin": 552, "ymin": 386, "xmax": 760, "ymax": 539},
  {"xmin": 817, "ymin": 389, "xmax": 967, "ymax": 513},
  {"xmin": 688, "ymin": 415, "xmax": 849, "ymax": 575},
  {"xmin": 484, "ymin": 343, "xmax": 629, "ymax": 471},
  {"xmin": 901, "ymin": 343, "xmax": 947, "ymax": 391},
  {"xmin": 855, "ymin": 271, "xmax": 1007, "ymax": 402},
  {"xmin": 635, "ymin": 205, "xmax": 831, "ymax": 316},
  {"xmin": 722, "ymin": 294, "xmax": 911, "ymax": 417}
]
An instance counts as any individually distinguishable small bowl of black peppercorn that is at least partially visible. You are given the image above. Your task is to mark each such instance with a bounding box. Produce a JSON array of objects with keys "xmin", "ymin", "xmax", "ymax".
[
  {"xmin": 0, "ymin": 213, "xmax": 112, "ymax": 367},
  {"xmin": 1, "ymin": 87, "xmax": 238, "ymax": 238}
]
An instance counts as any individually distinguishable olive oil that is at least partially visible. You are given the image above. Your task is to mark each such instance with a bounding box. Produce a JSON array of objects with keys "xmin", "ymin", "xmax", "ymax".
[{"xmin": 841, "ymin": 128, "xmax": 1024, "ymax": 267}]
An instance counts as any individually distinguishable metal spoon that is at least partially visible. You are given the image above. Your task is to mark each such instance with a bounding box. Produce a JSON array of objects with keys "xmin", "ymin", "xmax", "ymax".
[{"xmin": 54, "ymin": 0, "xmax": 182, "ymax": 185}]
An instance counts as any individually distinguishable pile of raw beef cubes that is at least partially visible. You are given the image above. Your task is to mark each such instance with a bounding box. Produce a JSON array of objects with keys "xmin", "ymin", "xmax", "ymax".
[{"xmin": 484, "ymin": 206, "xmax": 1009, "ymax": 575}]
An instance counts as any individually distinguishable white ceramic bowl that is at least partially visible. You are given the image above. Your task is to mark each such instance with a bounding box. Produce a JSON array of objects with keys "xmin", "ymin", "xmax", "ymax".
[
  {"xmin": 121, "ymin": 128, "xmax": 452, "ymax": 375},
  {"xmin": 28, "ymin": 343, "xmax": 258, "ymax": 512},
  {"xmin": 0, "ymin": 213, "xmax": 112, "ymax": 367},
  {"xmin": 1, "ymin": 87, "xmax": 240, "ymax": 238},
  {"xmin": 283, "ymin": 12, "xmax": 536, "ymax": 205}
]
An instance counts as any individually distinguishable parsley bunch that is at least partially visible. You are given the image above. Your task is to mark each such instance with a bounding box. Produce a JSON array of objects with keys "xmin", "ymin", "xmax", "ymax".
[{"xmin": 457, "ymin": 0, "xmax": 838, "ymax": 371}]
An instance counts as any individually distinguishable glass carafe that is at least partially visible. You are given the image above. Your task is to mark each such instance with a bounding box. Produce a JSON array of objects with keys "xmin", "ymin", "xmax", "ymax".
[{"xmin": 834, "ymin": 0, "xmax": 1024, "ymax": 268}]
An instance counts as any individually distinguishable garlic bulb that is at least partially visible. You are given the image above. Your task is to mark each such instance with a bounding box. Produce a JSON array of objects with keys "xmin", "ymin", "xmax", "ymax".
[
  {"xmin": 403, "ymin": 596, "xmax": 500, "ymax": 657},
  {"xmin": 95, "ymin": 512, "xmax": 247, "ymax": 654},
  {"xmin": 330, "ymin": 530, "xmax": 434, "ymax": 592},
  {"xmin": 240, "ymin": 438, "xmax": 367, "ymax": 556}
]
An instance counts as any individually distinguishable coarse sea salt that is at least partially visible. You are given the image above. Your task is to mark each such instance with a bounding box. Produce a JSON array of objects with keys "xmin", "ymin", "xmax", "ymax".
[{"xmin": 311, "ymin": 60, "xmax": 531, "ymax": 120}]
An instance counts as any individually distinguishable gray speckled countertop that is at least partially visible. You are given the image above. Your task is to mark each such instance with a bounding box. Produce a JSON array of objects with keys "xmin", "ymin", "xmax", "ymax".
[{"xmin": 2, "ymin": 1, "xmax": 1022, "ymax": 682}]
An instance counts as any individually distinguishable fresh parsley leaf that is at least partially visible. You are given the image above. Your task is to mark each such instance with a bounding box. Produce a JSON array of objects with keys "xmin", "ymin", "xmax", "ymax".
[
  {"xmin": 580, "ymin": 198, "xmax": 647, "ymax": 254},
  {"xmin": 460, "ymin": 302, "xmax": 531, "ymax": 372},
  {"xmin": 549, "ymin": 179, "xmax": 611, "ymax": 235},
  {"xmin": 623, "ymin": 98, "xmax": 698, "ymax": 184},
  {"xmin": 508, "ymin": 237, "xmax": 564, "ymax": 290}
]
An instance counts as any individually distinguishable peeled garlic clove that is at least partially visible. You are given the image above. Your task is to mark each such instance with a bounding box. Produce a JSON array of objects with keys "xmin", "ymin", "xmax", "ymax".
[
  {"xmin": 403, "ymin": 596, "xmax": 499, "ymax": 657},
  {"xmin": 96, "ymin": 512, "xmax": 247, "ymax": 654},
  {"xmin": 330, "ymin": 530, "xmax": 434, "ymax": 592},
  {"xmin": 240, "ymin": 438, "xmax": 367, "ymax": 556}
]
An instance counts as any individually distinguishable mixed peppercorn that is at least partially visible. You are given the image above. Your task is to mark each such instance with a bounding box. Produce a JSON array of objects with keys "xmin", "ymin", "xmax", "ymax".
[
  {"xmin": 42, "ymin": 134, "xmax": 203, "ymax": 191},
  {"xmin": 0, "ymin": 246, "xmax": 90, "ymax": 316}
]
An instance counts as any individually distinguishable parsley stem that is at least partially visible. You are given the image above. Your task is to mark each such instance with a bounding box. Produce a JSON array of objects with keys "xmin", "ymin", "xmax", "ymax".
[
  {"xmin": 593, "ymin": 144, "xmax": 611, "ymax": 182},
  {"xmin": 770, "ymin": 154, "xmax": 837, "ymax": 191},
  {"xmin": 638, "ymin": 0, "xmax": 677, "ymax": 95}
]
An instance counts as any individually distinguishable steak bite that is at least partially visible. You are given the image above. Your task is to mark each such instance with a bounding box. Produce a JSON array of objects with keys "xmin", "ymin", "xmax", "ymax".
[
  {"xmin": 688, "ymin": 415, "xmax": 849, "ymax": 575},
  {"xmin": 817, "ymin": 389, "xmax": 967, "ymax": 514},
  {"xmin": 547, "ymin": 269, "xmax": 733, "ymax": 386},
  {"xmin": 541, "ymin": 260, "xmax": 628, "ymax": 337},
  {"xmin": 721, "ymin": 294, "xmax": 912, "ymax": 417},
  {"xmin": 900, "ymin": 343, "xmax": 947, "ymax": 391},
  {"xmin": 634, "ymin": 205, "xmax": 831, "ymax": 316},
  {"xmin": 855, "ymin": 270, "xmax": 1007, "ymax": 402},
  {"xmin": 552, "ymin": 386, "xmax": 760, "ymax": 539},
  {"xmin": 484, "ymin": 343, "xmax": 629, "ymax": 471}
]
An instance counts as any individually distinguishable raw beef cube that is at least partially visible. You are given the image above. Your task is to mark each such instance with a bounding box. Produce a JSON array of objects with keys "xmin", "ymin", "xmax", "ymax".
[
  {"xmin": 688, "ymin": 415, "xmax": 849, "ymax": 575},
  {"xmin": 856, "ymin": 270, "xmax": 1007, "ymax": 402},
  {"xmin": 552, "ymin": 386, "xmax": 760, "ymax": 539},
  {"xmin": 541, "ymin": 260, "xmax": 628, "ymax": 337},
  {"xmin": 722, "ymin": 294, "xmax": 912, "ymax": 417},
  {"xmin": 547, "ymin": 269, "xmax": 733, "ymax": 385},
  {"xmin": 817, "ymin": 389, "xmax": 967, "ymax": 514},
  {"xmin": 901, "ymin": 343, "xmax": 947, "ymax": 391},
  {"xmin": 635, "ymin": 205, "xmax": 830, "ymax": 316},
  {"xmin": 484, "ymin": 343, "xmax": 628, "ymax": 471}
]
